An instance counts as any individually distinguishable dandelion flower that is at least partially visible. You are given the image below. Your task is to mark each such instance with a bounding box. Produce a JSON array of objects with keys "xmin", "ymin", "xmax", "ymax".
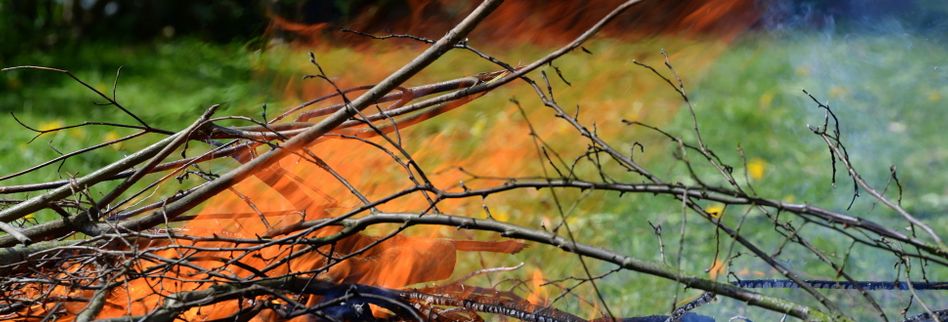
[
  {"xmin": 38, "ymin": 120, "xmax": 64, "ymax": 132},
  {"xmin": 928, "ymin": 90, "xmax": 942, "ymax": 102},
  {"xmin": 758, "ymin": 91, "xmax": 775, "ymax": 108},
  {"xmin": 103, "ymin": 131, "xmax": 123, "ymax": 149},
  {"xmin": 705, "ymin": 204, "xmax": 725, "ymax": 219},
  {"xmin": 747, "ymin": 158, "xmax": 766, "ymax": 180}
]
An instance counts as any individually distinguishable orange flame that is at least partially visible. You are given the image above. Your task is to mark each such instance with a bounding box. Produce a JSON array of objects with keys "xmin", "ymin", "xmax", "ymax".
[
  {"xmin": 10, "ymin": 2, "xmax": 763, "ymax": 320},
  {"xmin": 84, "ymin": 137, "xmax": 530, "ymax": 320},
  {"xmin": 268, "ymin": 0, "xmax": 760, "ymax": 47},
  {"xmin": 525, "ymin": 269, "xmax": 549, "ymax": 306}
]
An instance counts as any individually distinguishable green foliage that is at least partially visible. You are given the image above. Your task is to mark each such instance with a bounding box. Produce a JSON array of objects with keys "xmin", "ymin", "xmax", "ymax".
[
  {"xmin": 0, "ymin": 40, "xmax": 276, "ymax": 206},
  {"xmin": 0, "ymin": 1, "xmax": 266, "ymax": 64}
]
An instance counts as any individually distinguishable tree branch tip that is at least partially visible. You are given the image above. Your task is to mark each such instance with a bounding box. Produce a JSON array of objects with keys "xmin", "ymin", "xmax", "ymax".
[{"xmin": 2, "ymin": 65, "xmax": 69, "ymax": 73}]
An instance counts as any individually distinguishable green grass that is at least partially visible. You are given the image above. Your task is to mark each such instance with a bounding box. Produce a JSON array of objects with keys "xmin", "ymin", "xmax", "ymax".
[
  {"xmin": 1, "ymin": 35, "xmax": 945, "ymax": 320},
  {"xmin": 0, "ymin": 40, "xmax": 276, "ymax": 189},
  {"xmin": 567, "ymin": 34, "xmax": 948, "ymax": 319}
]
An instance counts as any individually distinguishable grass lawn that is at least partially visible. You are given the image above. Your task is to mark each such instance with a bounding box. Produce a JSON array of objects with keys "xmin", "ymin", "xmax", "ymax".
[{"xmin": 1, "ymin": 34, "xmax": 944, "ymax": 320}]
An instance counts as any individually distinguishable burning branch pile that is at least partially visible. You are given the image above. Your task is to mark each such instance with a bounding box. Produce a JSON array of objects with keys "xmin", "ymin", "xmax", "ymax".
[{"xmin": 0, "ymin": 1, "xmax": 945, "ymax": 321}]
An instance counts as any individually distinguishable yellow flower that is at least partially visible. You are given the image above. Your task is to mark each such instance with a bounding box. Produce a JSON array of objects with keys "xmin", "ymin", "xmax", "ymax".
[
  {"xmin": 758, "ymin": 91, "xmax": 775, "ymax": 108},
  {"xmin": 102, "ymin": 131, "xmax": 123, "ymax": 149},
  {"xmin": 705, "ymin": 204, "xmax": 725, "ymax": 219},
  {"xmin": 829, "ymin": 86, "xmax": 848, "ymax": 98},
  {"xmin": 69, "ymin": 127, "xmax": 87, "ymax": 139},
  {"xmin": 491, "ymin": 210, "xmax": 510, "ymax": 222},
  {"xmin": 747, "ymin": 158, "xmax": 766, "ymax": 180},
  {"xmin": 38, "ymin": 120, "xmax": 64, "ymax": 132},
  {"xmin": 795, "ymin": 66, "xmax": 811, "ymax": 77},
  {"xmin": 928, "ymin": 90, "xmax": 942, "ymax": 102},
  {"xmin": 470, "ymin": 116, "xmax": 487, "ymax": 137}
]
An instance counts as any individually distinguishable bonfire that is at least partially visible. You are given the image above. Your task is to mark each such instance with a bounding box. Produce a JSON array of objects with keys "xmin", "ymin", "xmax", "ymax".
[{"xmin": 0, "ymin": 1, "xmax": 944, "ymax": 322}]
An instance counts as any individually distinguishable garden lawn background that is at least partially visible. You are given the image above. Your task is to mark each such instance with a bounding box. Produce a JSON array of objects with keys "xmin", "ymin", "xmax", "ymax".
[{"xmin": 1, "ymin": 33, "xmax": 945, "ymax": 320}]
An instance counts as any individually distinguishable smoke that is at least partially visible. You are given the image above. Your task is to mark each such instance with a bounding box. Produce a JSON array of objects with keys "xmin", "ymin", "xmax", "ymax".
[
  {"xmin": 761, "ymin": 0, "xmax": 948, "ymax": 37},
  {"xmin": 666, "ymin": 6, "xmax": 948, "ymax": 317},
  {"xmin": 753, "ymin": 0, "xmax": 948, "ymax": 215}
]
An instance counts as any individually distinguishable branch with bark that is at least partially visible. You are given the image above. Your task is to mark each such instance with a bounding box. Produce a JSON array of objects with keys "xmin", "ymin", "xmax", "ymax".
[{"xmin": 0, "ymin": 1, "xmax": 944, "ymax": 321}]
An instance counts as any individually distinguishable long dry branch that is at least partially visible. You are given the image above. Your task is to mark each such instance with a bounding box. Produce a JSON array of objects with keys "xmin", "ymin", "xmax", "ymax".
[
  {"xmin": 0, "ymin": 74, "xmax": 495, "ymax": 196},
  {"xmin": 265, "ymin": 212, "xmax": 833, "ymax": 321},
  {"xmin": 100, "ymin": 0, "xmax": 503, "ymax": 236}
]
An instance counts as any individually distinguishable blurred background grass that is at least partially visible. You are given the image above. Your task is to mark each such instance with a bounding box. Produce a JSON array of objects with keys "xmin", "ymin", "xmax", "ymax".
[{"xmin": 1, "ymin": 1, "xmax": 946, "ymax": 320}]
